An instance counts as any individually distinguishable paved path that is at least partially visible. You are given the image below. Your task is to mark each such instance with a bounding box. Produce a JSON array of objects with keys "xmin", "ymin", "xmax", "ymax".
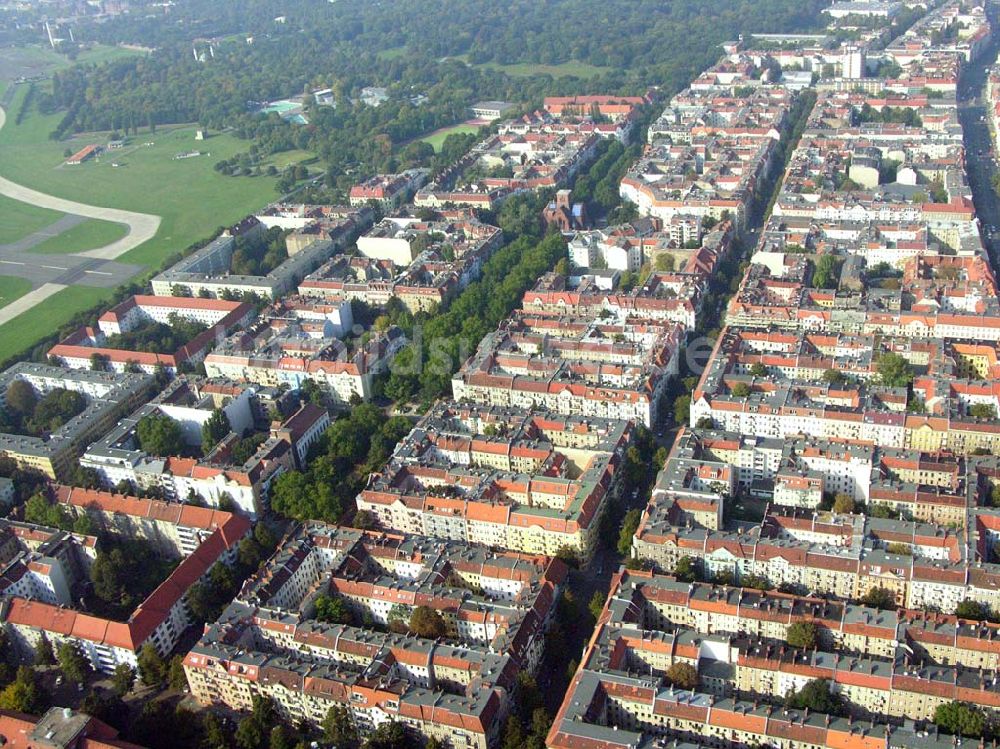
[
  {"xmin": 0, "ymin": 214, "xmax": 87, "ymax": 254},
  {"xmin": 0, "ymin": 283, "xmax": 66, "ymax": 326}
]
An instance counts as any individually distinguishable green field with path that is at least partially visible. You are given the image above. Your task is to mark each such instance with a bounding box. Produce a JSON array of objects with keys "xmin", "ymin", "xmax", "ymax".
[
  {"xmin": 0, "ymin": 286, "xmax": 109, "ymax": 359},
  {"xmin": 0, "ymin": 80, "xmax": 284, "ymax": 360},
  {"xmin": 0, "ymin": 194, "xmax": 63, "ymax": 244},
  {"xmin": 0, "ymin": 277, "xmax": 33, "ymax": 308}
]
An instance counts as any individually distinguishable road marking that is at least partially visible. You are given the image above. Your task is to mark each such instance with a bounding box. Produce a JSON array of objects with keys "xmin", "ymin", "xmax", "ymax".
[
  {"xmin": 41, "ymin": 265, "xmax": 67, "ymax": 270},
  {"xmin": 0, "ymin": 260, "xmax": 24, "ymax": 266},
  {"xmin": 84, "ymin": 270, "xmax": 112, "ymax": 276}
]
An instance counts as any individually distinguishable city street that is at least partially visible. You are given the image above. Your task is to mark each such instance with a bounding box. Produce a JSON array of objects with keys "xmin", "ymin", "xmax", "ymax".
[{"xmin": 959, "ymin": 31, "xmax": 1000, "ymax": 272}]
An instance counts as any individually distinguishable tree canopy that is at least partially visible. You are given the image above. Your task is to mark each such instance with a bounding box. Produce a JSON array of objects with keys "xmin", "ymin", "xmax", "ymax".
[
  {"xmin": 784, "ymin": 678, "xmax": 845, "ymax": 716},
  {"xmin": 876, "ymin": 353, "xmax": 913, "ymax": 389},
  {"xmin": 136, "ymin": 413, "xmax": 186, "ymax": 457},
  {"xmin": 934, "ymin": 701, "xmax": 986, "ymax": 738},
  {"xmin": 409, "ymin": 606, "xmax": 447, "ymax": 638}
]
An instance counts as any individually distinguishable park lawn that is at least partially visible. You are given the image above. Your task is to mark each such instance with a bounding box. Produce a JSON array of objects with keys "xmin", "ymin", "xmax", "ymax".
[
  {"xmin": 0, "ymin": 44, "xmax": 146, "ymax": 82},
  {"xmin": 0, "ymin": 194, "xmax": 64, "ymax": 244},
  {"xmin": 263, "ymin": 149, "xmax": 315, "ymax": 170},
  {"xmin": 0, "ymin": 276, "xmax": 33, "ymax": 308},
  {"xmin": 0, "ymin": 285, "xmax": 110, "ymax": 361},
  {"xmin": 420, "ymin": 123, "xmax": 483, "ymax": 152},
  {"xmin": 74, "ymin": 45, "xmax": 148, "ymax": 66},
  {"xmin": 27, "ymin": 218, "xmax": 129, "ymax": 255}
]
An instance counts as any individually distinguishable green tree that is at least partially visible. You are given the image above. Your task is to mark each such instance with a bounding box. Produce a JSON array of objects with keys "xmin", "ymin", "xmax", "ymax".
[
  {"xmin": 168, "ymin": 655, "xmax": 188, "ymax": 691},
  {"xmin": 970, "ymin": 403, "xmax": 997, "ymax": 420},
  {"xmin": 861, "ymin": 586, "xmax": 897, "ymax": 611},
  {"xmin": 956, "ymin": 599, "xmax": 989, "ymax": 621},
  {"xmin": 674, "ymin": 556, "xmax": 700, "ymax": 583},
  {"xmin": 0, "ymin": 666, "xmax": 46, "ymax": 714},
  {"xmin": 876, "ymin": 353, "xmax": 913, "ymax": 388},
  {"xmin": 201, "ymin": 409, "xmax": 231, "ymax": 451},
  {"xmin": 822, "ymin": 369, "xmax": 846, "ymax": 385},
  {"xmin": 617, "ymin": 508, "xmax": 641, "ymax": 556},
  {"xmin": 832, "ymin": 493, "xmax": 856, "ymax": 514},
  {"xmin": 785, "ymin": 678, "xmax": 844, "ymax": 715},
  {"xmin": 112, "ymin": 663, "xmax": 135, "ymax": 697},
  {"xmin": 588, "ymin": 591, "xmax": 606, "ymax": 622},
  {"xmin": 501, "ymin": 716, "xmax": 525, "ymax": 749},
  {"xmin": 363, "ymin": 721, "xmax": 410, "ymax": 749},
  {"xmin": 23, "ymin": 494, "xmax": 71, "ymax": 529},
  {"xmin": 34, "ymin": 633, "xmax": 55, "ymax": 666},
  {"xmin": 868, "ymin": 503, "xmax": 898, "ymax": 519},
  {"xmin": 655, "ymin": 253, "xmax": 675, "ymax": 271},
  {"xmin": 554, "ymin": 546, "xmax": 580, "ymax": 569},
  {"xmin": 409, "ymin": 606, "xmax": 446, "ymax": 638},
  {"xmin": 315, "ymin": 594, "xmax": 353, "ymax": 624},
  {"xmin": 237, "ymin": 537, "xmax": 263, "ymax": 572},
  {"xmin": 137, "ymin": 643, "xmax": 167, "ymax": 686},
  {"xmin": 786, "ymin": 621, "xmax": 818, "ymax": 649},
  {"xmin": 731, "ymin": 383, "xmax": 751, "ymax": 398},
  {"xmin": 136, "ymin": 413, "xmax": 186, "ymax": 456},
  {"xmin": 934, "ymin": 701, "xmax": 986, "ymax": 737},
  {"xmin": 79, "ymin": 690, "xmax": 125, "ymax": 730},
  {"xmin": 673, "ymin": 394, "xmax": 691, "ymax": 424},
  {"xmin": 57, "ymin": 641, "xmax": 90, "ymax": 684},
  {"xmin": 811, "ymin": 254, "xmax": 840, "ymax": 289},
  {"xmin": 5, "ymin": 380, "xmax": 36, "ymax": 420},
  {"xmin": 749, "ymin": 363, "xmax": 767, "ymax": 377},
  {"xmin": 322, "ymin": 705, "xmax": 358, "ymax": 749},
  {"xmin": 664, "ymin": 662, "xmax": 698, "ymax": 690}
]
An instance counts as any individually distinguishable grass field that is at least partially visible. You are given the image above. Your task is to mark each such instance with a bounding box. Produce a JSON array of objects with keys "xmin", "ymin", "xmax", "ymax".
[
  {"xmin": 27, "ymin": 218, "xmax": 129, "ymax": 255},
  {"xmin": 456, "ymin": 56, "xmax": 613, "ymax": 78},
  {"xmin": 0, "ymin": 81, "xmax": 284, "ymax": 360},
  {"xmin": 377, "ymin": 46, "xmax": 407, "ymax": 60},
  {"xmin": 420, "ymin": 122, "xmax": 483, "ymax": 152},
  {"xmin": 263, "ymin": 149, "xmax": 315, "ymax": 170},
  {"xmin": 0, "ymin": 194, "xmax": 63, "ymax": 244},
  {"xmin": 0, "ymin": 285, "xmax": 110, "ymax": 358},
  {"xmin": 0, "ymin": 277, "xmax": 32, "ymax": 308}
]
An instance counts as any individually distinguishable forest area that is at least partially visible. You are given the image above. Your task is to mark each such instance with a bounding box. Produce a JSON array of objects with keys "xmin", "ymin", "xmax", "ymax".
[{"xmin": 42, "ymin": 0, "xmax": 830, "ymax": 183}]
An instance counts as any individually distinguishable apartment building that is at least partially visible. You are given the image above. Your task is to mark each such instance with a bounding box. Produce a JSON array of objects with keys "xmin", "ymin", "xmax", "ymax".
[
  {"xmin": 300, "ymin": 212, "xmax": 504, "ymax": 314},
  {"xmin": 184, "ymin": 524, "xmax": 565, "ymax": 748},
  {"xmin": 1, "ymin": 486, "xmax": 249, "ymax": 673},
  {"xmin": 151, "ymin": 210, "xmax": 369, "ymax": 299},
  {"xmin": 548, "ymin": 569, "xmax": 974, "ymax": 749},
  {"xmin": 0, "ymin": 364, "xmax": 151, "ymax": 480},
  {"xmin": 203, "ymin": 318, "xmax": 406, "ymax": 406},
  {"xmin": 79, "ymin": 378, "xmax": 293, "ymax": 517},
  {"xmin": 356, "ymin": 401, "xmax": 632, "ymax": 560},
  {"xmin": 49, "ymin": 296, "xmax": 255, "ymax": 376},
  {"xmin": 452, "ymin": 308, "xmax": 682, "ymax": 428}
]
